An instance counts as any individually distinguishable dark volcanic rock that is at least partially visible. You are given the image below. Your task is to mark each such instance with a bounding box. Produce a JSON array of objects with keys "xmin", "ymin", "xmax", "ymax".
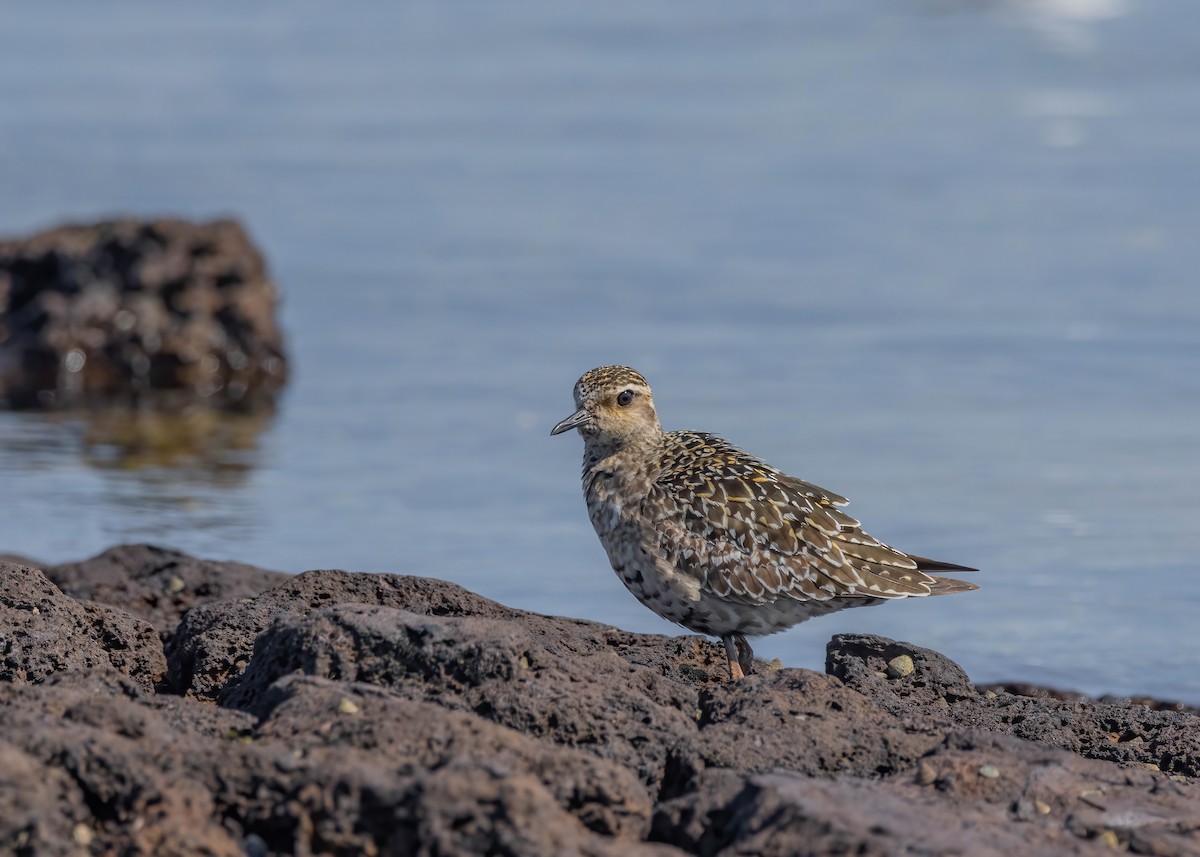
[
  {"xmin": 220, "ymin": 601, "xmax": 704, "ymax": 793},
  {"xmin": 0, "ymin": 671, "xmax": 243, "ymax": 856},
  {"xmin": 255, "ymin": 675, "xmax": 655, "ymax": 840},
  {"xmin": 830, "ymin": 632, "xmax": 1200, "ymax": 779},
  {"xmin": 165, "ymin": 569, "xmax": 530, "ymax": 701},
  {"xmin": 0, "ymin": 217, "xmax": 287, "ymax": 410},
  {"xmin": 45, "ymin": 543, "xmax": 286, "ymax": 640},
  {"xmin": 0, "ymin": 560, "xmax": 164, "ymax": 690},
  {"xmin": 3, "ymin": 545, "xmax": 1199, "ymax": 856},
  {"xmin": 652, "ymin": 730, "xmax": 1200, "ymax": 857},
  {"xmin": 984, "ymin": 681, "xmax": 1200, "ymax": 716},
  {"xmin": 694, "ymin": 669, "xmax": 944, "ymax": 778},
  {"xmin": 826, "ymin": 632, "xmax": 976, "ymax": 713},
  {"xmin": 0, "ymin": 668, "xmax": 672, "ymax": 857},
  {"xmin": 0, "ymin": 740, "xmax": 84, "ymax": 857}
]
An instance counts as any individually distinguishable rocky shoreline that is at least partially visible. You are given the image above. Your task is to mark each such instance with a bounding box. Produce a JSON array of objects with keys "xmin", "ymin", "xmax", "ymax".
[{"xmin": 1, "ymin": 544, "xmax": 1197, "ymax": 855}]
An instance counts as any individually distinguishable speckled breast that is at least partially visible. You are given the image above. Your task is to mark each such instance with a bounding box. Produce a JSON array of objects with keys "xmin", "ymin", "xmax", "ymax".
[{"xmin": 583, "ymin": 466, "xmax": 704, "ymax": 625}]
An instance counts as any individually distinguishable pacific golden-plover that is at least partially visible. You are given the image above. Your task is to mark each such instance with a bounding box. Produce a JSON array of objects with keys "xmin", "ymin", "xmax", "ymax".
[{"xmin": 552, "ymin": 365, "xmax": 978, "ymax": 681}]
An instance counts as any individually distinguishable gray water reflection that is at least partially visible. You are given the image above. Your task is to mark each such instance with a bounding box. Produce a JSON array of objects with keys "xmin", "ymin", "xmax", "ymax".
[
  {"xmin": 0, "ymin": 0, "xmax": 1197, "ymax": 703},
  {"xmin": 2, "ymin": 409, "xmax": 269, "ymax": 482},
  {"xmin": 0, "ymin": 408, "xmax": 271, "ymax": 554}
]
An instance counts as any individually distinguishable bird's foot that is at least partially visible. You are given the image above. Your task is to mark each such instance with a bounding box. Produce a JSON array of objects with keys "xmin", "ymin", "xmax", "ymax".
[
  {"xmin": 733, "ymin": 633, "xmax": 755, "ymax": 678},
  {"xmin": 722, "ymin": 634, "xmax": 753, "ymax": 681}
]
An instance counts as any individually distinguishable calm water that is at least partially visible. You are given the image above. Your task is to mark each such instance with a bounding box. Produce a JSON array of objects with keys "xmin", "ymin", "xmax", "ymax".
[{"xmin": 1, "ymin": 1, "xmax": 1197, "ymax": 702}]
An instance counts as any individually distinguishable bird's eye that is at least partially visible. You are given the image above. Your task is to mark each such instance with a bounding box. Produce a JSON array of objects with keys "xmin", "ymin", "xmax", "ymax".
[{"xmin": 617, "ymin": 389, "xmax": 635, "ymax": 407}]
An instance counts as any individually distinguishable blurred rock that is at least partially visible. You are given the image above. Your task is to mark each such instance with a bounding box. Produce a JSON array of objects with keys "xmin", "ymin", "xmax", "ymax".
[
  {"xmin": 982, "ymin": 681, "xmax": 1200, "ymax": 716},
  {"xmin": 1, "ymin": 544, "xmax": 1198, "ymax": 855},
  {"xmin": 0, "ymin": 217, "xmax": 287, "ymax": 410},
  {"xmin": 44, "ymin": 543, "xmax": 287, "ymax": 640},
  {"xmin": 0, "ymin": 551, "xmax": 42, "ymax": 568}
]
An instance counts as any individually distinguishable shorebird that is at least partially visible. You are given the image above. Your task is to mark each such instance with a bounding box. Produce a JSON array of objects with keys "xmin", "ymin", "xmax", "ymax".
[{"xmin": 552, "ymin": 365, "xmax": 978, "ymax": 681}]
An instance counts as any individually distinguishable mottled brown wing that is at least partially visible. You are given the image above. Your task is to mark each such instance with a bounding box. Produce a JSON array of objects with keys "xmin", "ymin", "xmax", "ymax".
[{"xmin": 649, "ymin": 432, "xmax": 942, "ymax": 605}]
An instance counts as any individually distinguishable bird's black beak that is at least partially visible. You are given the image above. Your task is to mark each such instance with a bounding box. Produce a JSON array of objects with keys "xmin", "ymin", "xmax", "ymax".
[{"xmin": 550, "ymin": 407, "xmax": 591, "ymax": 436}]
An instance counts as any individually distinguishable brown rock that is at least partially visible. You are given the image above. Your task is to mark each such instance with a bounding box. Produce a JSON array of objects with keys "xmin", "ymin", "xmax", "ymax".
[
  {"xmin": 984, "ymin": 681, "xmax": 1200, "ymax": 716},
  {"xmin": 255, "ymin": 674, "xmax": 655, "ymax": 840},
  {"xmin": 695, "ymin": 669, "xmax": 943, "ymax": 777},
  {"xmin": 0, "ymin": 740, "xmax": 83, "ymax": 857},
  {"xmin": 45, "ymin": 543, "xmax": 286, "ymax": 640},
  {"xmin": 220, "ymin": 601, "xmax": 704, "ymax": 794},
  {"xmin": 827, "ymin": 632, "xmax": 977, "ymax": 712},
  {"xmin": 655, "ymin": 731, "xmax": 1200, "ymax": 855},
  {"xmin": 0, "ymin": 673, "xmax": 243, "ymax": 856},
  {"xmin": 830, "ymin": 633, "xmax": 1200, "ymax": 778},
  {"xmin": 2, "ymin": 544, "xmax": 1199, "ymax": 856},
  {"xmin": 0, "ymin": 669, "xmax": 676, "ymax": 857},
  {"xmin": 165, "ymin": 568, "xmax": 531, "ymax": 701},
  {"xmin": 0, "ymin": 560, "xmax": 164, "ymax": 690},
  {"xmin": 0, "ymin": 217, "xmax": 287, "ymax": 410}
]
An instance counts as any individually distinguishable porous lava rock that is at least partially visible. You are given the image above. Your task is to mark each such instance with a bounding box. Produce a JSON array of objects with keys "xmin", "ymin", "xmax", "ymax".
[
  {"xmin": 828, "ymin": 632, "xmax": 1200, "ymax": 779},
  {"xmin": 0, "ymin": 217, "xmax": 287, "ymax": 410},
  {"xmin": 0, "ymin": 560, "xmax": 164, "ymax": 690},
  {"xmin": 1, "ymin": 544, "xmax": 1197, "ymax": 856},
  {"xmin": 45, "ymin": 542, "xmax": 287, "ymax": 640}
]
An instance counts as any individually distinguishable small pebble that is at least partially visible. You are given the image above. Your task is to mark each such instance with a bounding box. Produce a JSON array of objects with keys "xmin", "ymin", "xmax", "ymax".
[
  {"xmin": 72, "ymin": 824, "xmax": 93, "ymax": 846},
  {"xmin": 337, "ymin": 698, "xmax": 360, "ymax": 715},
  {"xmin": 1034, "ymin": 800, "xmax": 1051, "ymax": 815},
  {"xmin": 979, "ymin": 764, "xmax": 1000, "ymax": 779},
  {"xmin": 275, "ymin": 752, "xmax": 299, "ymax": 772},
  {"xmin": 915, "ymin": 761, "xmax": 937, "ymax": 786},
  {"xmin": 165, "ymin": 574, "xmax": 185, "ymax": 594},
  {"xmin": 1099, "ymin": 830, "xmax": 1120, "ymax": 849},
  {"xmin": 886, "ymin": 655, "xmax": 914, "ymax": 679},
  {"xmin": 243, "ymin": 833, "xmax": 270, "ymax": 857},
  {"xmin": 1142, "ymin": 762, "xmax": 1160, "ymax": 772},
  {"xmin": 985, "ymin": 690, "xmax": 997, "ymax": 699}
]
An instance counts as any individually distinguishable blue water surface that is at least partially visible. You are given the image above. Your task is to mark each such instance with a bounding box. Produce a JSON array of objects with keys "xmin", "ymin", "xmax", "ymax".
[{"xmin": 1, "ymin": 1, "xmax": 1197, "ymax": 701}]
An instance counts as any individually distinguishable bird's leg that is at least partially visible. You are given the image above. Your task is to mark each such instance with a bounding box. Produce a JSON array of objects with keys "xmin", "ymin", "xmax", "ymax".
[
  {"xmin": 733, "ymin": 633, "xmax": 755, "ymax": 677},
  {"xmin": 721, "ymin": 635, "xmax": 745, "ymax": 681}
]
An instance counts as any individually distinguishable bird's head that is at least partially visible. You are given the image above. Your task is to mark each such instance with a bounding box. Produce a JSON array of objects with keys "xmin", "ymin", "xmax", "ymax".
[{"xmin": 551, "ymin": 365, "xmax": 662, "ymax": 449}]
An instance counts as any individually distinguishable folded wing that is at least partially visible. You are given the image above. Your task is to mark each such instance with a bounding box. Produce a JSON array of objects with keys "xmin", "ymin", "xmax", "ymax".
[{"xmin": 649, "ymin": 432, "xmax": 977, "ymax": 605}]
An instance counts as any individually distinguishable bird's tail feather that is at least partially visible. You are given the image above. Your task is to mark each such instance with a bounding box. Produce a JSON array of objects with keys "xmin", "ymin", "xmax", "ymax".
[
  {"xmin": 927, "ymin": 575, "xmax": 980, "ymax": 595},
  {"xmin": 910, "ymin": 554, "xmax": 978, "ymax": 573}
]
